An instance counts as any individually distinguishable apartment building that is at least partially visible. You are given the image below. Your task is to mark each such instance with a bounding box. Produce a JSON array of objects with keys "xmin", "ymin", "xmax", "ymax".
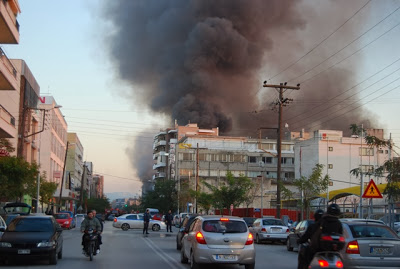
[{"xmin": 91, "ymin": 174, "xmax": 104, "ymax": 198}]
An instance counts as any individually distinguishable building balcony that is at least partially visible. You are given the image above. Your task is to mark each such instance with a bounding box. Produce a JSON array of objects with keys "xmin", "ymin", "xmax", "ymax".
[
  {"xmin": 153, "ymin": 140, "xmax": 167, "ymax": 149},
  {"xmin": 153, "ymin": 151, "xmax": 167, "ymax": 160},
  {"xmin": 0, "ymin": 103, "xmax": 16, "ymax": 138},
  {"xmin": 153, "ymin": 172, "xmax": 166, "ymax": 180},
  {"xmin": 169, "ymin": 138, "xmax": 177, "ymax": 144},
  {"xmin": 0, "ymin": 48, "xmax": 18, "ymax": 91},
  {"xmin": 0, "ymin": 0, "xmax": 20, "ymax": 44},
  {"xmin": 153, "ymin": 162, "xmax": 166, "ymax": 170}
]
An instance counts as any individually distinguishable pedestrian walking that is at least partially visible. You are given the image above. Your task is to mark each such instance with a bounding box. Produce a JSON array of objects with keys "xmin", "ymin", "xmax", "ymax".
[
  {"xmin": 165, "ymin": 209, "xmax": 173, "ymax": 232},
  {"xmin": 143, "ymin": 209, "xmax": 151, "ymax": 234}
]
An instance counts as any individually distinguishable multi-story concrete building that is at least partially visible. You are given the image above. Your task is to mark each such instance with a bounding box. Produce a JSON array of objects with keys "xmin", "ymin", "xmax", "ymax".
[
  {"xmin": 294, "ymin": 129, "xmax": 390, "ymax": 214},
  {"xmin": 91, "ymin": 174, "xmax": 104, "ymax": 198}
]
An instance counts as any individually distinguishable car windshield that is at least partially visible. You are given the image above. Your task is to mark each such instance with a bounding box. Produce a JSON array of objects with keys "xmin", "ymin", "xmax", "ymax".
[
  {"xmin": 350, "ymin": 225, "xmax": 398, "ymax": 239},
  {"xmin": 7, "ymin": 218, "xmax": 53, "ymax": 232},
  {"xmin": 203, "ymin": 220, "xmax": 247, "ymax": 233},
  {"xmin": 263, "ymin": 219, "xmax": 284, "ymax": 226},
  {"xmin": 54, "ymin": 214, "xmax": 69, "ymax": 219}
]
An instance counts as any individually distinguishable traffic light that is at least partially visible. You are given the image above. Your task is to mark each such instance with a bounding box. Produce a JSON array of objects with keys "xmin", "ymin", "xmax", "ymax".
[{"xmin": 125, "ymin": 204, "xmax": 128, "ymax": 207}]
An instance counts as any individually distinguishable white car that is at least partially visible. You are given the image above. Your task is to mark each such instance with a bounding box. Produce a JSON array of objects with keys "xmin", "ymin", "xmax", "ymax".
[
  {"xmin": 113, "ymin": 213, "xmax": 166, "ymax": 231},
  {"xmin": 249, "ymin": 218, "xmax": 289, "ymax": 244},
  {"xmin": 75, "ymin": 214, "xmax": 86, "ymax": 227}
]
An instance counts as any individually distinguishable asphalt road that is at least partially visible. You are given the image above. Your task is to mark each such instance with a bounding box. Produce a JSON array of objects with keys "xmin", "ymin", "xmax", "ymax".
[{"xmin": 0, "ymin": 221, "xmax": 298, "ymax": 268}]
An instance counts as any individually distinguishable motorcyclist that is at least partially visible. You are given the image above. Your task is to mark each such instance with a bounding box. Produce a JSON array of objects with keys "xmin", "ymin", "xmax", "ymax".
[
  {"xmin": 308, "ymin": 204, "xmax": 343, "ymax": 266},
  {"xmin": 297, "ymin": 209, "xmax": 324, "ymax": 269},
  {"xmin": 92, "ymin": 210, "xmax": 104, "ymax": 247},
  {"xmin": 80, "ymin": 210, "xmax": 102, "ymax": 254}
]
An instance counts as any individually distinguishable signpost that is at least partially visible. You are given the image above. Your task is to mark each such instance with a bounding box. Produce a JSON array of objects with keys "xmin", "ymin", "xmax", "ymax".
[{"xmin": 362, "ymin": 179, "xmax": 382, "ymax": 198}]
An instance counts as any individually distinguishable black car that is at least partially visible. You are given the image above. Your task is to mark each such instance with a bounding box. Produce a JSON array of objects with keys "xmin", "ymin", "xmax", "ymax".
[
  {"xmin": 286, "ymin": 219, "xmax": 314, "ymax": 251},
  {"xmin": 243, "ymin": 217, "xmax": 257, "ymax": 227},
  {"xmin": 176, "ymin": 214, "xmax": 198, "ymax": 250},
  {"xmin": 0, "ymin": 215, "xmax": 63, "ymax": 265}
]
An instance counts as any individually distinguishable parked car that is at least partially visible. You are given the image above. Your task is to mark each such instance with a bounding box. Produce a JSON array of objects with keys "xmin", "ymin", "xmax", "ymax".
[
  {"xmin": 339, "ymin": 218, "xmax": 400, "ymax": 268},
  {"xmin": 0, "ymin": 215, "xmax": 6, "ymax": 239},
  {"xmin": 242, "ymin": 217, "xmax": 257, "ymax": 228},
  {"xmin": 75, "ymin": 214, "xmax": 86, "ymax": 227},
  {"xmin": 180, "ymin": 215, "xmax": 255, "ymax": 269},
  {"xmin": 53, "ymin": 213, "xmax": 74, "ymax": 229},
  {"xmin": 2, "ymin": 202, "xmax": 31, "ymax": 226},
  {"xmin": 113, "ymin": 213, "xmax": 166, "ymax": 231},
  {"xmin": 286, "ymin": 219, "xmax": 314, "ymax": 251},
  {"xmin": 176, "ymin": 214, "xmax": 198, "ymax": 250},
  {"xmin": 59, "ymin": 211, "xmax": 76, "ymax": 228},
  {"xmin": 379, "ymin": 214, "xmax": 400, "ymax": 231},
  {"xmin": 0, "ymin": 215, "xmax": 63, "ymax": 265},
  {"xmin": 250, "ymin": 218, "xmax": 289, "ymax": 244}
]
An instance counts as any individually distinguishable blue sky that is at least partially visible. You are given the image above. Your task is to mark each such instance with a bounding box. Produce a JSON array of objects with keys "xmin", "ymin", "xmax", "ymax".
[{"xmin": 4, "ymin": 0, "xmax": 400, "ymax": 195}]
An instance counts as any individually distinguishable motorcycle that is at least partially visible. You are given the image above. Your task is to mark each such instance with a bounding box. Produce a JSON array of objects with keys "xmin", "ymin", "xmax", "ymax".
[
  {"xmin": 308, "ymin": 234, "xmax": 345, "ymax": 269},
  {"xmin": 83, "ymin": 229, "xmax": 99, "ymax": 261}
]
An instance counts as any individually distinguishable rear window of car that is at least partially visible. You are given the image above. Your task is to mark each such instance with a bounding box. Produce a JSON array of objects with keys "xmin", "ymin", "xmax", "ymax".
[
  {"xmin": 54, "ymin": 214, "xmax": 69, "ymax": 219},
  {"xmin": 8, "ymin": 218, "xmax": 53, "ymax": 232},
  {"xmin": 203, "ymin": 220, "xmax": 247, "ymax": 233},
  {"xmin": 349, "ymin": 224, "xmax": 398, "ymax": 239},
  {"xmin": 263, "ymin": 219, "xmax": 284, "ymax": 226}
]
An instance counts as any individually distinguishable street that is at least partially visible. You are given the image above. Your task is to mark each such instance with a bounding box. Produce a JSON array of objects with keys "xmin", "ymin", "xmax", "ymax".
[{"xmin": 0, "ymin": 221, "xmax": 298, "ymax": 268}]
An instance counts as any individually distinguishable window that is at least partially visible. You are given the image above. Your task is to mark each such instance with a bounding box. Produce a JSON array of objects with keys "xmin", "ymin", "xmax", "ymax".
[
  {"xmin": 360, "ymin": 165, "xmax": 374, "ymax": 173},
  {"xmin": 359, "ymin": 147, "xmax": 374, "ymax": 156},
  {"xmin": 248, "ymin": 156, "xmax": 257, "ymax": 163},
  {"xmin": 328, "ymin": 164, "xmax": 333, "ymax": 169},
  {"xmin": 199, "ymin": 153, "xmax": 206, "ymax": 161},
  {"xmin": 233, "ymin": 154, "xmax": 244, "ymax": 162},
  {"xmin": 329, "ymin": 147, "xmax": 333, "ymax": 151},
  {"xmin": 180, "ymin": 152, "xmax": 194, "ymax": 161},
  {"xmin": 126, "ymin": 215, "xmax": 137, "ymax": 220},
  {"xmin": 281, "ymin": 157, "xmax": 293, "ymax": 164},
  {"xmin": 378, "ymin": 149, "xmax": 384, "ymax": 154},
  {"xmin": 262, "ymin": 157, "xmax": 272, "ymax": 164},
  {"xmin": 261, "ymin": 143, "xmax": 274, "ymax": 150},
  {"xmin": 281, "ymin": 144, "xmax": 291, "ymax": 151}
]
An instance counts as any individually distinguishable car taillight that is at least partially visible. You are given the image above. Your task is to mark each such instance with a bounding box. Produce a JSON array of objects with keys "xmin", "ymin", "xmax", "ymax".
[
  {"xmin": 318, "ymin": 260, "xmax": 329, "ymax": 267},
  {"xmin": 113, "ymin": 218, "xmax": 117, "ymax": 222},
  {"xmin": 335, "ymin": 261, "xmax": 344, "ymax": 268},
  {"xmin": 220, "ymin": 217, "xmax": 229, "ymax": 222},
  {"xmin": 286, "ymin": 228, "xmax": 289, "ymax": 233},
  {"xmin": 245, "ymin": 233, "xmax": 254, "ymax": 245},
  {"xmin": 196, "ymin": 232, "xmax": 207, "ymax": 244},
  {"xmin": 321, "ymin": 235, "xmax": 333, "ymax": 241},
  {"xmin": 346, "ymin": 240, "xmax": 360, "ymax": 254},
  {"xmin": 261, "ymin": 228, "xmax": 267, "ymax": 232}
]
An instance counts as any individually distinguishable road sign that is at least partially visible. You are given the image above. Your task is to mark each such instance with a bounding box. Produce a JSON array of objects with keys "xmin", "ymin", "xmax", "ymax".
[
  {"xmin": 362, "ymin": 179, "xmax": 383, "ymax": 198},
  {"xmin": 230, "ymin": 204, "xmax": 234, "ymax": 211}
]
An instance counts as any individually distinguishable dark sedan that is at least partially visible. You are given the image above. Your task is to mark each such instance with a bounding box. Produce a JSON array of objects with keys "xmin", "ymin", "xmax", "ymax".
[
  {"xmin": 176, "ymin": 214, "xmax": 198, "ymax": 250},
  {"xmin": 0, "ymin": 215, "xmax": 63, "ymax": 265},
  {"xmin": 286, "ymin": 219, "xmax": 314, "ymax": 251}
]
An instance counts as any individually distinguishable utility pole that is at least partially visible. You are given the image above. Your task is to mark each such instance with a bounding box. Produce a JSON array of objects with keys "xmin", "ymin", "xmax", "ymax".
[
  {"xmin": 80, "ymin": 162, "xmax": 86, "ymax": 212},
  {"xmin": 58, "ymin": 141, "xmax": 69, "ymax": 212},
  {"xmin": 195, "ymin": 143, "xmax": 199, "ymax": 213},
  {"xmin": 263, "ymin": 82, "xmax": 300, "ymax": 218}
]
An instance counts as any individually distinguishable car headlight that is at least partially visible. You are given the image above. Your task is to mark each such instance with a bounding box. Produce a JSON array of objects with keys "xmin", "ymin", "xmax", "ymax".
[
  {"xmin": 65, "ymin": 221, "xmax": 69, "ymax": 224},
  {"xmin": 37, "ymin": 241, "xmax": 56, "ymax": 247},
  {"xmin": 0, "ymin": 242, "xmax": 12, "ymax": 247}
]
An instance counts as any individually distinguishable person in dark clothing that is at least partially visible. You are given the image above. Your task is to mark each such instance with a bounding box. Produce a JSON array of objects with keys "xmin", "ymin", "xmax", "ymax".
[
  {"xmin": 297, "ymin": 209, "xmax": 324, "ymax": 269},
  {"xmin": 165, "ymin": 210, "xmax": 173, "ymax": 232},
  {"xmin": 143, "ymin": 209, "xmax": 151, "ymax": 234},
  {"xmin": 92, "ymin": 210, "xmax": 104, "ymax": 248}
]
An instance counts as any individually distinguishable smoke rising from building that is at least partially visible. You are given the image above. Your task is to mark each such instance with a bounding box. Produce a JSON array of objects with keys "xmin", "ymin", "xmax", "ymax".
[{"xmin": 100, "ymin": 0, "xmax": 379, "ymax": 181}]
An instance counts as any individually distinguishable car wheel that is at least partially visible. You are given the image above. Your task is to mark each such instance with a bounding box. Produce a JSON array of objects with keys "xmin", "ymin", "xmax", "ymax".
[
  {"xmin": 180, "ymin": 246, "xmax": 188, "ymax": 263},
  {"xmin": 58, "ymin": 247, "xmax": 63, "ymax": 259},
  {"xmin": 152, "ymin": 224, "xmax": 160, "ymax": 231},
  {"xmin": 121, "ymin": 223, "xmax": 130, "ymax": 231},
  {"xmin": 256, "ymin": 234, "xmax": 261, "ymax": 244},
  {"xmin": 49, "ymin": 250, "xmax": 57, "ymax": 265},
  {"xmin": 190, "ymin": 250, "xmax": 200, "ymax": 269},
  {"xmin": 245, "ymin": 263, "xmax": 255, "ymax": 269},
  {"xmin": 286, "ymin": 238, "xmax": 293, "ymax": 251}
]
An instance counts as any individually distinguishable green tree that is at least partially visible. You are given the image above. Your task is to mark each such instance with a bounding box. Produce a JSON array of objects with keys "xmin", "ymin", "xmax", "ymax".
[
  {"xmin": 87, "ymin": 197, "xmax": 111, "ymax": 213},
  {"xmin": 0, "ymin": 156, "xmax": 39, "ymax": 201},
  {"xmin": 293, "ymin": 164, "xmax": 330, "ymax": 219},
  {"xmin": 39, "ymin": 178, "xmax": 58, "ymax": 209},
  {"xmin": 202, "ymin": 171, "xmax": 253, "ymax": 212},
  {"xmin": 141, "ymin": 180, "xmax": 177, "ymax": 214},
  {"xmin": 0, "ymin": 138, "xmax": 15, "ymax": 153}
]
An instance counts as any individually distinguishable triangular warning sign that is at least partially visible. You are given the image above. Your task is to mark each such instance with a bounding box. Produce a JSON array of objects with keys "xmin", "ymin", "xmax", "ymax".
[{"xmin": 362, "ymin": 179, "xmax": 383, "ymax": 198}]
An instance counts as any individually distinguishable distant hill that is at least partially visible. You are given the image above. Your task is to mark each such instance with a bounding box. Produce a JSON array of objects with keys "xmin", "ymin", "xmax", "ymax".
[{"xmin": 105, "ymin": 192, "xmax": 138, "ymax": 201}]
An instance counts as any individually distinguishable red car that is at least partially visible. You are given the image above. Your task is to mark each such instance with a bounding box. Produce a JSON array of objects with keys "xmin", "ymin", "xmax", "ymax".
[{"xmin": 54, "ymin": 213, "xmax": 74, "ymax": 229}]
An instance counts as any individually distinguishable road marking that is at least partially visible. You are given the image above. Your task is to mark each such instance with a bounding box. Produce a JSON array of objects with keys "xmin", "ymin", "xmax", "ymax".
[{"xmin": 142, "ymin": 237, "xmax": 186, "ymax": 269}]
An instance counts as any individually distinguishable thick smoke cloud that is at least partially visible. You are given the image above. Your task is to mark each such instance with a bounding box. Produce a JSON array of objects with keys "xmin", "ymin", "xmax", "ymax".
[{"xmin": 100, "ymin": 0, "xmax": 379, "ymax": 182}]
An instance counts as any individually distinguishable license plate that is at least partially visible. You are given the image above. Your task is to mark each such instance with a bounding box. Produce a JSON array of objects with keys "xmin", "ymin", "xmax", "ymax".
[
  {"xmin": 18, "ymin": 249, "xmax": 30, "ymax": 254},
  {"xmin": 370, "ymin": 247, "xmax": 391, "ymax": 255},
  {"xmin": 271, "ymin": 228, "xmax": 281, "ymax": 233},
  {"xmin": 215, "ymin": 254, "xmax": 237, "ymax": 261}
]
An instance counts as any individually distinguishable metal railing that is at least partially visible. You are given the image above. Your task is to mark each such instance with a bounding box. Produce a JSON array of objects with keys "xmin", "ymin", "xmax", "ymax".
[
  {"xmin": 0, "ymin": 103, "xmax": 15, "ymax": 126},
  {"xmin": 0, "ymin": 47, "xmax": 17, "ymax": 78}
]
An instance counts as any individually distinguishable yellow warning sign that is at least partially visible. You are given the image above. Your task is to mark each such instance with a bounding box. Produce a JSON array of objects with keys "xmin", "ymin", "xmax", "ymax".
[{"xmin": 362, "ymin": 179, "xmax": 383, "ymax": 198}]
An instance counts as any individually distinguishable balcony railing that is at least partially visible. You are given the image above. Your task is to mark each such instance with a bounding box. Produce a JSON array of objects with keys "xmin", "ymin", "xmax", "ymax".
[
  {"xmin": 0, "ymin": 103, "xmax": 15, "ymax": 126},
  {"xmin": 0, "ymin": 47, "xmax": 17, "ymax": 78}
]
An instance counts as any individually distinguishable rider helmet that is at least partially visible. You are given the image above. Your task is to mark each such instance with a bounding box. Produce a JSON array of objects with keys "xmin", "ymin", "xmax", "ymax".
[
  {"xmin": 327, "ymin": 203, "xmax": 341, "ymax": 216},
  {"xmin": 314, "ymin": 209, "xmax": 324, "ymax": 221}
]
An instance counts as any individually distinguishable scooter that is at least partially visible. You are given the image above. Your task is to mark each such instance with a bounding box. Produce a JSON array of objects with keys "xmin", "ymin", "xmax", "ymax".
[
  {"xmin": 83, "ymin": 228, "xmax": 99, "ymax": 261},
  {"xmin": 308, "ymin": 234, "xmax": 345, "ymax": 269}
]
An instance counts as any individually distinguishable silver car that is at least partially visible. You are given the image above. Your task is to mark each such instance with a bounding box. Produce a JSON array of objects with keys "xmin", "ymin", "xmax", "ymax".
[
  {"xmin": 250, "ymin": 218, "xmax": 289, "ymax": 244},
  {"xmin": 339, "ymin": 219, "xmax": 400, "ymax": 268},
  {"xmin": 0, "ymin": 215, "xmax": 6, "ymax": 238},
  {"xmin": 180, "ymin": 215, "xmax": 255, "ymax": 269},
  {"xmin": 112, "ymin": 213, "xmax": 166, "ymax": 231}
]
